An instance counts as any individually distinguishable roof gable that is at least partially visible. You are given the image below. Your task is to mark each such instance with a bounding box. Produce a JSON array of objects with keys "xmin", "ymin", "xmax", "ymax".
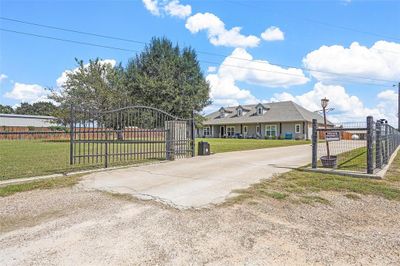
[{"xmin": 204, "ymin": 101, "xmax": 330, "ymax": 125}]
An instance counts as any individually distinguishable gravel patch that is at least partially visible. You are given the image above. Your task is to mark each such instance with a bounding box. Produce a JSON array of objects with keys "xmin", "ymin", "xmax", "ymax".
[{"xmin": 0, "ymin": 188, "xmax": 399, "ymax": 265}]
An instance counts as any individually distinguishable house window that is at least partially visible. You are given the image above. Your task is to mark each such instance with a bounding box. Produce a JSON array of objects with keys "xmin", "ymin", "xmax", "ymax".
[
  {"xmin": 203, "ymin": 127, "xmax": 210, "ymax": 136},
  {"xmin": 243, "ymin": 126, "xmax": 248, "ymax": 135},
  {"xmin": 295, "ymin": 124, "xmax": 301, "ymax": 134},
  {"xmin": 265, "ymin": 125, "xmax": 277, "ymax": 137},
  {"xmin": 257, "ymin": 107, "xmax": 263, "ymax": 115},
  {"xmin": 227, "ymin": 127, "xmax": 235, "ymax": 137},
  {"xmin": 237, "ymin": 109, "xmax": 242, "ymax": 116}
]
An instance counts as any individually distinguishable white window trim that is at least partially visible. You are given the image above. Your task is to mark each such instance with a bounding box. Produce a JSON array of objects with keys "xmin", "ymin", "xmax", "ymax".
[
  {"xmin": 295, "ymin": 124, "xmax": 301, "ymax": 134},
  {"xmin": 265, "ymin": 125, "xmax": 277, "ymax": 137},
  {"xmin": 203, "ymin": 127, "xmax": 210, "ymax": 136},
  {"xmin": 257, "ymin": 107, "xmax": 263, "ymax": 115},
  {"xmin": 237, "ymin": 109, "xmax": 242, "ymax": 116}
]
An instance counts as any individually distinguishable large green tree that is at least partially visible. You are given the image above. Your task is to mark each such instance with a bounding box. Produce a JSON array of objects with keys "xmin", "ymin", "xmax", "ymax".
[
  {"xmin": 51, "ymin": 38, "xmax": 210, "ymax": 121},
  {"xmin": 0, "ymin": 104, "xmax": 13, "ymax": 114},
  {"xmin": 125, "ymin": 37, "xmax": 210, "ymax": 118}
]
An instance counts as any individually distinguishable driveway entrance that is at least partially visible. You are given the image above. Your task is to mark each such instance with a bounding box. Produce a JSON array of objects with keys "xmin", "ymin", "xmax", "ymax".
[{"xmin": 80, "ymin": 144, "xmax": 312, "ymax": 208}]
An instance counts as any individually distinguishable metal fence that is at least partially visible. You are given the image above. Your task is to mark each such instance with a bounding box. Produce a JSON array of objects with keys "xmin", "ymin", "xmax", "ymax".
[
  {"xmin": 0, "ymin": 106, "xmax": 195, "ymax": 181},
  {"xmin": 312, "ymin": 116, "xmax": 400, "ymax": 175}
]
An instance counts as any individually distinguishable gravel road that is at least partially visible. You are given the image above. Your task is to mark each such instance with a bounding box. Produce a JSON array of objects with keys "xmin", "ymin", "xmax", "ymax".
[{"xmin": 1, "ymin": 187, "xmax": 399, "ymax": 265}]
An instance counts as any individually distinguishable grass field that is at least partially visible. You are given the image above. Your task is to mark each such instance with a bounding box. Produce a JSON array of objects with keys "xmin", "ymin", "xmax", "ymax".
[
  {"xmin": 197, "ymin": 138, "xmax": 310, "ymax": 153},
  {"xmin": 0, "ymin": 140, "xmax": 158, "ymax": 180},
  {"xmin": 316, "ymin": 146, "xmax": 367, "ymax": 172},
  {"xmin": 230, "ymin": 150, "xmax": 400, "ymax": 205},
  {"xmin": 0, "ymin": 138, "xmax": 310, "ymax": 180}
]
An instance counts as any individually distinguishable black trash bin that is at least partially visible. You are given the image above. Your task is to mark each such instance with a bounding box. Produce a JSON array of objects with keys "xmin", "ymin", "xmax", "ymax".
[{"xmin": 198, "ymin": 141, "xmax": 210, "ymax": 156}]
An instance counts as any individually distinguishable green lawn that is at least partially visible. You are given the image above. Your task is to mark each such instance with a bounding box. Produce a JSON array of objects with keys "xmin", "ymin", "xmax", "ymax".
[
  {"xmin": 316, "ymin": 146, "xmax": 367, "ymax": 172},
  {"xmin": 1, "ymin": 138, "xmax": 309, "ymax": 180},
  {"xmin": 230, "ymin": 150, "xmax": 400, "ymax": 205},
  {"xmin": 0, "ymin": 140, "xmax": 159, "ymax": 180},
  {"xmin": 197, "ymin": 138, "xmax": 310, "ymax": 154}
]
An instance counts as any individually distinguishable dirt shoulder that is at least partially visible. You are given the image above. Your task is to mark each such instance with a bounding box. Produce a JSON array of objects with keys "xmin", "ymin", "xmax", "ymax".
[{"xmin": 1, "ymin": 186, "xmax": 399, "ymax": 265}]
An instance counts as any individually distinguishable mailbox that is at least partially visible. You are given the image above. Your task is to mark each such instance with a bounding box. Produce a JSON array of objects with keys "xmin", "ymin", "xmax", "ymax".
[{"xmin": 198, "ymin": 141, "xmax": 210, "ymax": 156}]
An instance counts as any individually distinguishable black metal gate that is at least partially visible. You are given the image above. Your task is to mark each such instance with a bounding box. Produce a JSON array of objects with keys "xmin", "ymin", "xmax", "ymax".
[{"xmin": 70, "ymin": 106, "xmax": 195, "ymax": 168}]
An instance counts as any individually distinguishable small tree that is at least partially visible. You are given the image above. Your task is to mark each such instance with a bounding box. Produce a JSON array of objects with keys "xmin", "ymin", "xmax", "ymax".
[{"xmin": 0, "ymin": 104, "xmax": 13, "ymax": 114}]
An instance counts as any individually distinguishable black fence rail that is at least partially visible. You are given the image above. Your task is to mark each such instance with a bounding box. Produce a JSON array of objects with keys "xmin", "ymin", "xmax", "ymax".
[
  {"xmin": 70, "ymin": 105, "xmax": 195, "ymax": 169},
  {"xmin": 312, "ymin": 116, "xmax": 400, "ymax": 175}
]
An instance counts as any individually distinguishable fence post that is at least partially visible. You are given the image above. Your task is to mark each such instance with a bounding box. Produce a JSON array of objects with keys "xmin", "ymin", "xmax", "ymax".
[
  {"xmin": 69, "ymin": 105, "xmax": 74, "ymax": 165},
  {"xmin": 366, "ymin": 116, "xmax": 374, "ymax": 174},
  {"xmin": 375, "ymin": 121, "xmax": 382, "ymax": 169},
  {"xmin": 383, "ymin": 122, "xmax": 389, "ymax": 164},
  {"xmin": 312, "ymin": 119, "xmax": 318, "ymax": 169}
]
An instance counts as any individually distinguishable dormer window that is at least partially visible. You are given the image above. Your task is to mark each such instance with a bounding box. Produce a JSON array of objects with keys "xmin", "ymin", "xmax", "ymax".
[
  {"xmin": 237, "ymin": 108, "xmax": 243, "ymax": 116},
  {"xmin": 219, "ymin": 107, "xmax": 232, "ymax": 118},
  {"xmin": 255, "ymin": 103, "xmax": 270, "ymax": 116}
]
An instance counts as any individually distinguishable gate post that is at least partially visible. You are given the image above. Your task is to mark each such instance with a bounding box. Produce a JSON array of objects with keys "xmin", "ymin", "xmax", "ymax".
[
  {"xmin": 375, "ymin": 121, "xmax": 382, "ymax": 169},
  {"xmin": 105, "ymin": 127, "xmax": 108, "ymax": 168},
  {"xmin": 191, "ymin": 110, "xmax": 195, "ymax": 157},
  {"xmin": 69, "ymin": 105, "xmax": 74, "ymax": 165},
  {"xmin": 312, "ymin": 119, "xmax": 318, "ymax": 169},
  {"xmin": 366, "ymin": 116, "xmax": 374, "ymax": 174},
  {"xmin": 166, "ymin": 128, "xmax": 171, "ymax": 160}
]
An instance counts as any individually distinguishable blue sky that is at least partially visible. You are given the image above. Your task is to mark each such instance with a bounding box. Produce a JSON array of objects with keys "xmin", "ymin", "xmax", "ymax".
[{"xmin": 0, "ymin": 0, "xmax": 399, "ymax": 126}]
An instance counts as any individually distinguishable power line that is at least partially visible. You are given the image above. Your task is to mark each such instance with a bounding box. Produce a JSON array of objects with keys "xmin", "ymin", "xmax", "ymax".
[
  {"xmin": 0, "ymin": 16, "xmax": 398, "ymax": 84},
  {"xmin": 226, "ymin": 0, "xmax": 400, "ymax": 42},
  {"xmin": 0, "ymin": 16, "xmax": 147, "ymax": 45},
  {"xmin": 0, "ymin": 27, "xmax": 395, "ymax": 87},
  {"xmin": 0, "ymin": 28, "xmax": 139, "ymax": 53}
]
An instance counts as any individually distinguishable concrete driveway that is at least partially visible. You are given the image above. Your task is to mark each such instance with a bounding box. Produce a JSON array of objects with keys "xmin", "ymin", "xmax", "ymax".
[{"xmin": 80, "ymin": 144, "xmax": 312, "ymax": 208}]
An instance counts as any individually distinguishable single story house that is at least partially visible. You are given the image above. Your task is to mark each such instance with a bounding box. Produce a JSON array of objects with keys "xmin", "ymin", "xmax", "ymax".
[
  {"xmin": 0, "ymin": 113, "xmax": 57, "ymax": 127},
  {"xmin": 199, "ymin": 101, "xmax": 331, "ymax": 140}
]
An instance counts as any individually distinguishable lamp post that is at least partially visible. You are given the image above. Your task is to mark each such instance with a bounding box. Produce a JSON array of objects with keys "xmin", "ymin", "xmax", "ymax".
[{"xmin": 321, "ymin": 97, "xmax": 330, "ymax": 159}]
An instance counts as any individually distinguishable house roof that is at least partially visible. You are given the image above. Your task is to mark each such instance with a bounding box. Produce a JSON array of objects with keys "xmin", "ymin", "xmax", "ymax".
[{"xmin": 204, "ymin": 101, "xmax": 332, "ymax": 125}]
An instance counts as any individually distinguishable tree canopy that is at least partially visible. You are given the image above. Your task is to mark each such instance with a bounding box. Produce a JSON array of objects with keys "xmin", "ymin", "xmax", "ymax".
[
  {"xmin": 51, "ymin": 37, "xmax": 210, "ymax": 119},
  {"xmin": 0, "ymin": 104, "xmax": 13, "ymax": 114},
  {"xmin": 0, "ymin": 102, "xmax": 58, "ymax": 116},
  {"xmin": 15, "ymin": 102, "xmax": 58, "ymax": 116},
  {"xmin": 125, "ymin": 37, "xmax": 211, "ymax": 118}
]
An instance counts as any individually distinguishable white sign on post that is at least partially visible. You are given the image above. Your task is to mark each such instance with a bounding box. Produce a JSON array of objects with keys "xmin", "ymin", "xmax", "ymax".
[{"xmin": 325, "ymin": 131, "xmax": 340, "ymax": 141}]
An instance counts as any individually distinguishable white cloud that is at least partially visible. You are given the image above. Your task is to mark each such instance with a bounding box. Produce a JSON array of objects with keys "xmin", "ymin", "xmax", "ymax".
[
  {"xmin": 185, "ymin": 12, "xmax": 260, "ymax": 48},
  {"xmin": 203, "ymin": 49, "xmax": 308, "ymax": 114},
  {"xmin": 261, "ymin": 26, "xmax": 285, "ymax": 41},
  {"xmin": 207, "ymin": 66, "xmax": 217, "ymax": 73},
  {"xmin": 142, "ymin": 0, "xmax": 160, "ymax": 16},
  {"xmin": 142, "ymin": 0, "xmax": 191, "ymax": 19},
  {"xmin": 218, "ymin": 48, "xmax": 309, "ymax": 88},
  {"xmin": 56, "ymin": 59, "xmax": 116, "ymax": 88},
  {"xmin": 0, "ymin": 74, "xmax": 7, "ymax": 82},
  {"xmin": 4, "ymin": 83, "xmax": 50, "ymax": 103},
  {"xmin": 164, "ymin": 0, "xmax": 191, "ymax": 18},
  {"xmin": 303, "ymin": 41, "xmax": 400, "ymax": 83},
  {"xmin": 376, "ymin": 89, "xmax": 398, "ymax": 127},
  {"xmin": 270, "ymin": 82, "xmax": 398, "ymax": 126}
]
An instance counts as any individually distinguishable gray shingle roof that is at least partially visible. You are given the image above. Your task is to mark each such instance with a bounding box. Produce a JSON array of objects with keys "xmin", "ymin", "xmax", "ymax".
[{"xmin": 204, "ymin": 101, "xmax": 330, "ymax": 125}]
